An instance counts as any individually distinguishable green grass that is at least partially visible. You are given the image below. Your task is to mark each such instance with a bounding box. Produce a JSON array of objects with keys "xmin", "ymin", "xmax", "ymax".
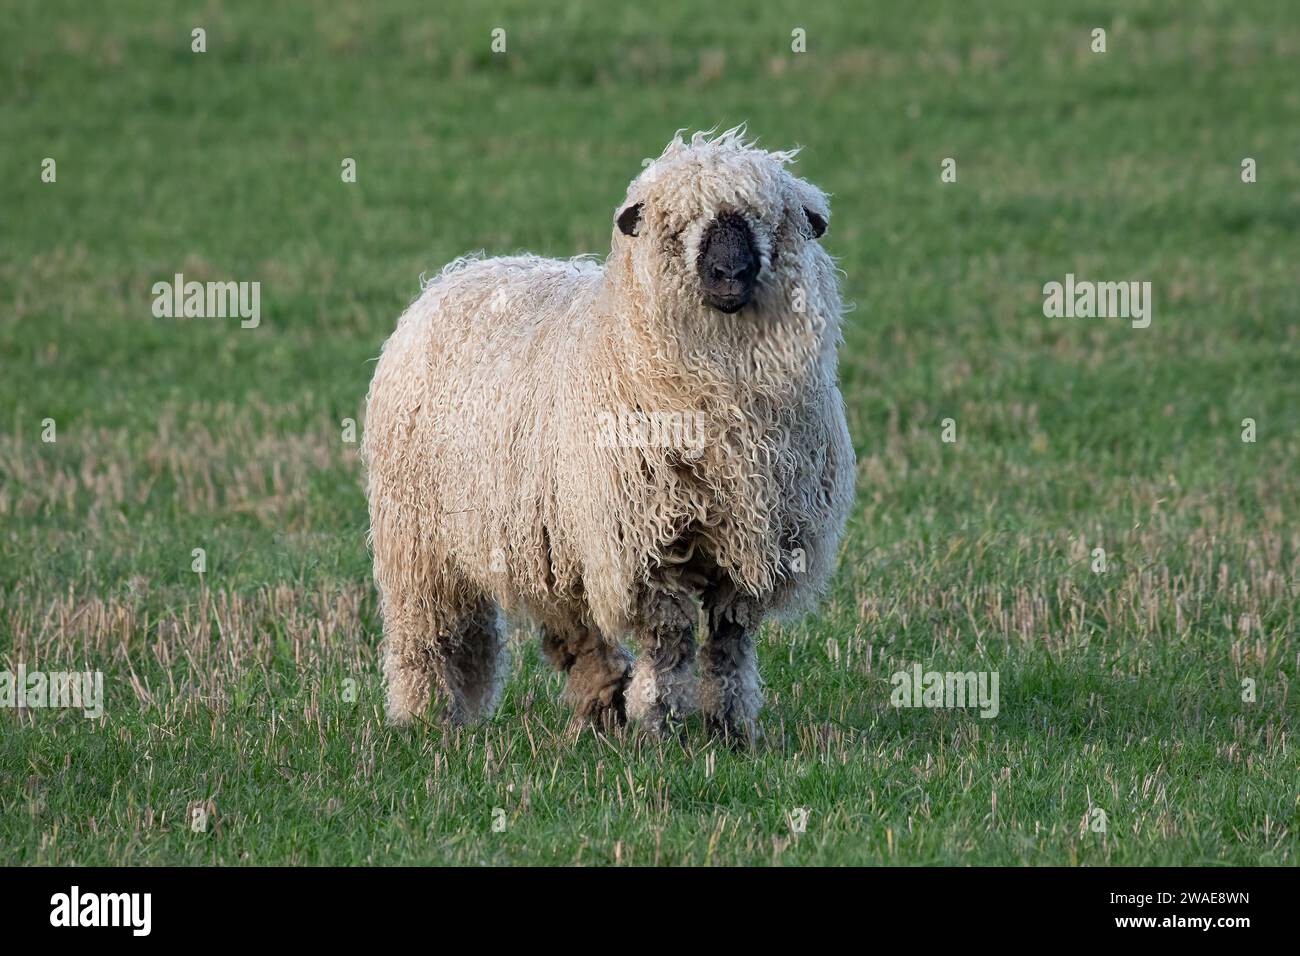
[{"xmin": 1, "ymin": 0, "xmax": 1297, "ymax": 865}]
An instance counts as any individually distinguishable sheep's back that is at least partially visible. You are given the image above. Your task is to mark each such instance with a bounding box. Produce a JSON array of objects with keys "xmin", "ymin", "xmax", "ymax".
[{"xmin": 364, "ymin": 255, "xmax": 605, "ymax": 609}]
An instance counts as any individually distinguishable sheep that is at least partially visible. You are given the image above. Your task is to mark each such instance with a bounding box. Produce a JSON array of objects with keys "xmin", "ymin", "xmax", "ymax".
[{"xmin": 362, "ymin": 126, "xmax": 855, "ymax": 742}]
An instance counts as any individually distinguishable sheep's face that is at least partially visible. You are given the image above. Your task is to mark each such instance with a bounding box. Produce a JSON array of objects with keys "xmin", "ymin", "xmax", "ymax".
[{"xmin": 612, "ymin": 129, "xmax": 834, "ymax": 321}]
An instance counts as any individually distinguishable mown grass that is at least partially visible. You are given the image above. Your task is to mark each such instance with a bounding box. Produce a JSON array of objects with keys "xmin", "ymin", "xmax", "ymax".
[{"xmin": 1, "ymin": 0, "xmax": 1297, "ymax": 864}]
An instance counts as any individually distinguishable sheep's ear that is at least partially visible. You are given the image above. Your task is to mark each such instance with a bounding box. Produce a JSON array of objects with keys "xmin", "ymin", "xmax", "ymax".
[
  {"xmin": 616, "ymin": 202, "xmax": 644, "ymax": 237},
  {"xmin": 804, "ymin": 208, "xmax": 828, "ymax": 239}
]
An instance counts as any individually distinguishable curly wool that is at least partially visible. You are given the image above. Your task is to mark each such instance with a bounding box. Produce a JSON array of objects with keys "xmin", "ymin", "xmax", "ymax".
[{"xmin": 364, "ymin": 127, "xmax": 855, "ymax": 729}]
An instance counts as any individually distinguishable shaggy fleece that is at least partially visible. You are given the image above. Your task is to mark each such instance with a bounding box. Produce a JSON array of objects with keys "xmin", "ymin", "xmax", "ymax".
[{"xmin": 363, "ymin": 127, "xmax": 854, "ymax": 735}]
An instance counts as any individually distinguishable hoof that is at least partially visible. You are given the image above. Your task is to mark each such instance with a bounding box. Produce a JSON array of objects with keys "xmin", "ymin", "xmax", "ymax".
[
  {"xmin": 704, "ymin": 714, "xmax": 762, "ymax": 750},
  {"xmin": 634, "ymin": 704, "xmax": 690, "ymax": 745},
  {"xmin": 571, "ymin": 666, "xmax": 631, "ymax": 727}
]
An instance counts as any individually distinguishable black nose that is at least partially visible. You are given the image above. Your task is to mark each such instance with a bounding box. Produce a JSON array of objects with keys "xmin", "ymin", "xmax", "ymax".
[{"xmin": 697, "ymin": 213, "xmax": 759, "ymax": 313}]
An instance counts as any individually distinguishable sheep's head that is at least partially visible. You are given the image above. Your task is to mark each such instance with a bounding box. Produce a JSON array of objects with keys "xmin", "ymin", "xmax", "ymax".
[{"xmin": 611, "ymin": 127, "xmax": 834, "ymax": 319}]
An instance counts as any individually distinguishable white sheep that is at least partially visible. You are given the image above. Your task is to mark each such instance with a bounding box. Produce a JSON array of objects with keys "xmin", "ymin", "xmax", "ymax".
[{"xmin": 363, "ymin": 127, "xmax": 855, "ymax": 741}]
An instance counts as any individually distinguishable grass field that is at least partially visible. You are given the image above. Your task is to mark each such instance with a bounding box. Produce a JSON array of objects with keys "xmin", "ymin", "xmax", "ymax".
[{"xmin": 2, "ymin": 0, "xmax": 1298, "ymax": 865}]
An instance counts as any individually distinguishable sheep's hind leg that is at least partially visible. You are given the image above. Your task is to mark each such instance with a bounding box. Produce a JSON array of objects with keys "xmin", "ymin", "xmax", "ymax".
[
  {"xmin": 435, "ymin": 596, "xmax": 509, "ymax": 725},
  {"xmin": 541, "ymin": 624, "xmax": 632, "ymax": 728},
  {"xmin": 699, "ymin": 590, "xmax": 764, "ymax": 746},
  {"xmin": 381, "ymin": 589, "xmax": 439, "ymax": 725},
  {"xmin": 626, "ymin": 589, "xmax": 699, "ymax": 738},
  {"xmin": 384, "ymin": 634, "xmax": 437, "ymax": 726},
  {"xmin": 382, "ymin": 593, "xmax": 507, "ymax": 726}
]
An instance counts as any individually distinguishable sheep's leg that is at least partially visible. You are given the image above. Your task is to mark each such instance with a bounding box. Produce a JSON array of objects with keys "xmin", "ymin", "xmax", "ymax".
[
  {"xmin": 383, "ymin": 594, "xmax": 507, "ymax": 726},
  {"xmin": 432, "ymin": 597, "xmax": 509, "ymax": 725},
  {"xmin": 381, "ymin": 588, "xmax": 439, "ymax": 725},
  {"xmin": 384, "ymin": 635, "xmax": 437, "ymax": 726},
  {"xmin": 700, "ymin": 590, "xmax": 764, "ymax": 745},
  {"xmin": 540, "ymin": 624, "xmax": 632, "ymax": 727},
  {"xmin": 626, "ymin": 589, "xmax": 698, "ymax": 737}
]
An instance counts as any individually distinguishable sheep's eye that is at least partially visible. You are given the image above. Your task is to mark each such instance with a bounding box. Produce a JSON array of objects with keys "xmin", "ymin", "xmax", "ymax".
[
  {"xmin": 617, "ymin": 202, "xmax": 644, "ymax": 237},
  {"xmin": 804, "ymin": 208, "xmax": 827, "ymax": 239}
]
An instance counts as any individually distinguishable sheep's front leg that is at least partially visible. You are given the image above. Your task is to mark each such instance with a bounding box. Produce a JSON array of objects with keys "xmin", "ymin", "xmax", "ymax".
[
  {"xmin": 541, "ymin": 623, "xmax": 633, "ymax": 728},
  {"xmin": 700, "ymin": 592, "xmax": 764, "ymax": 744},
  {"xmin": 626, "ymin": 589, "xmax": 698, "ymax": 737}
]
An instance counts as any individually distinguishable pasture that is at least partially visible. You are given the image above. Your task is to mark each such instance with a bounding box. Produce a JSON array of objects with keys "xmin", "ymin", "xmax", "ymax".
[{"xmin": 1, "ymin": 0, "xmax": 1297, "ymax": 864}]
